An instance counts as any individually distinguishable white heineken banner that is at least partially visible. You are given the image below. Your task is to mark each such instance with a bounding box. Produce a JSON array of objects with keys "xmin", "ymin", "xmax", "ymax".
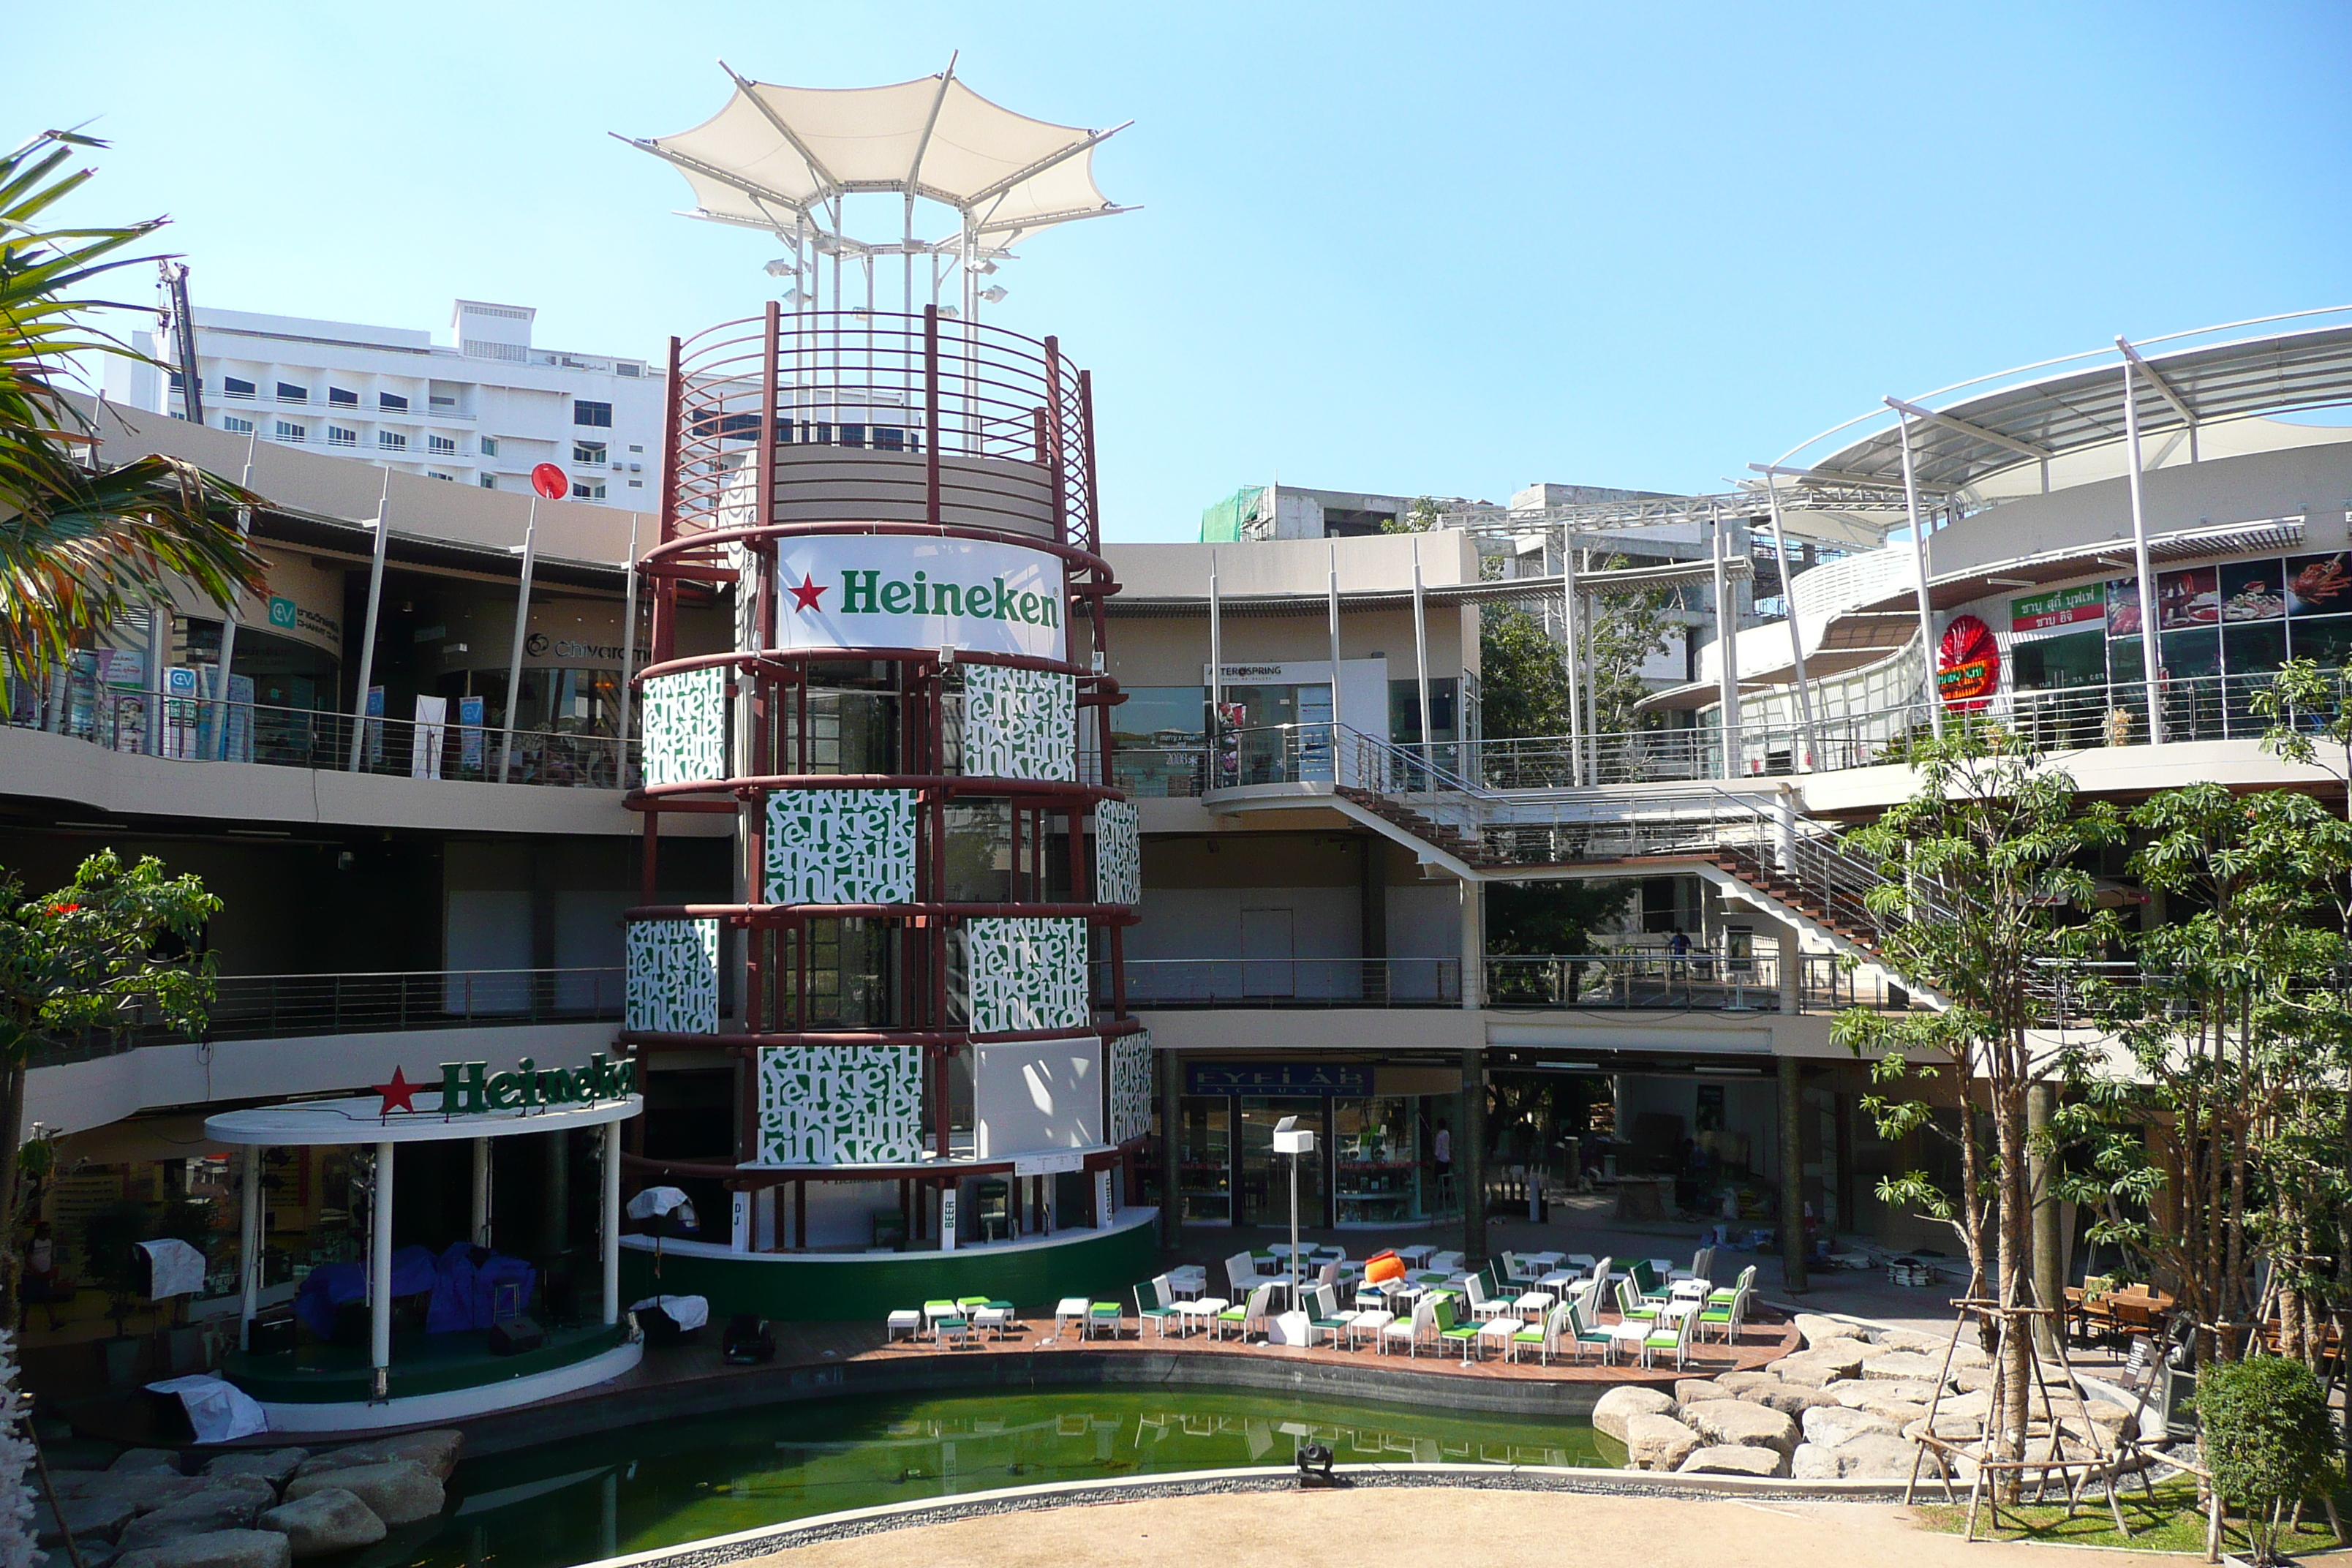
[{"xmin": 772, "ymin": 536, "xmax": 1066, "ymax": 661}]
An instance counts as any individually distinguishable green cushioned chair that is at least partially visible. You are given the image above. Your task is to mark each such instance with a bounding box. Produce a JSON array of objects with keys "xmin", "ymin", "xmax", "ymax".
[
  {"xmin": 1136, "ymin": 1275, "xmax": 1179, "ymax": 1337},
  {"xmin": 1433, "ymin": 1295, "xmax": 1483, "ymax": 1360}
]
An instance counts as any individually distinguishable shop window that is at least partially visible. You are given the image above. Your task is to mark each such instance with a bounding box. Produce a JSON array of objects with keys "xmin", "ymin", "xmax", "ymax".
[{"xmin": 2009, "ymin": 629, "xmax": 2106, "ymax": 690}]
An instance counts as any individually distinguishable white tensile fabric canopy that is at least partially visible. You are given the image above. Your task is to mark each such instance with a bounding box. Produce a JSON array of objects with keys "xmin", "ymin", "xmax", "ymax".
[{"xmin": 638, "ymin": 68, "xmax": 1128, "ymax": 246}]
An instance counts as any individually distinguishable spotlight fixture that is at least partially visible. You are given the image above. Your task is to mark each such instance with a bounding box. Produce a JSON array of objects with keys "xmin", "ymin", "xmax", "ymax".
[
  {"xmin": 979, "ymin": 285, "xmax": 1009, "ymax": 305},
  {"xmin": 762, "ymin": 258, "xmax": 795, "ymax": 278}
]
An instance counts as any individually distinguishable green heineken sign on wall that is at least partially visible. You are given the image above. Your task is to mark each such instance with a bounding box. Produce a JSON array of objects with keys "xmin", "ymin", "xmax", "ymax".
[
  {"xmin": 769, "ymin": 537, "xmax": 1067, "ymax": 661},
  {"xmin": 371, "ymin": 1054, "xmax": 638, "ymax": 1116}
]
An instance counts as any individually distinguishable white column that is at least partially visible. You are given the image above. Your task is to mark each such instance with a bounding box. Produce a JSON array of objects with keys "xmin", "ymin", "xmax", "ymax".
[
  {"xmin": 497, "ymin": 498, "xmax": 540, "ymax": 783},
  {"xmin": 344, "ymin": 472, "xmax": 393, "ymax": 771},
  {"xmin": 1411, "ymin": 536, "xmax": 1433, "ymax": 780},
  {"xmin": 2120, "ymin": 356, "xmax": 2164, "ymax": 744},
  {"xmin": 601, "ymin": 1120, "xmax": 622, "ymax": 1326},
  {"xmin": 470, "ymin": 1137, "xmax": 491, "ymax": 1247},
  {"xmin": 1561, "ymin": 532, "xmax": 1583, "ymax": 786},
  {"xmin": 1459, "ymin": 877, "xmax": 1482, "ymax": 1010},
  {"xmin": 1327, "ymin": 542, "xmax": 1343, "ymax": 780},
  {"xmin": 1207, "ymin": 551, "xmax": 1222, "ymax": 786},
  {"xmin": 614, "ymin": 516, "xmax": 641, "ymax": 781},
  {"xmin": 1713, "ymin": 515, "xmax": 1739, "ymax": 780},
  {"xmin": 1757, "ymin": 473, "xmax": 1818, "ymax": 771},
  {"xmin": 1890, "ymin": 408, "xmax": 1946, "ymax": 739},
  {"xmin": 238, "ymin": 1145, "xmax": 263, "ymax": 1349},
  {"xmin": 370, "ymin": 1139, "xmax": 395, "ymax": 1395},
  {"xmin": 144, "ymin": 599, "xmax": 167, "ymax": 757},
  {"xmin": 211, "ymin": 432, "xmax": 260, "ymax": 760}
]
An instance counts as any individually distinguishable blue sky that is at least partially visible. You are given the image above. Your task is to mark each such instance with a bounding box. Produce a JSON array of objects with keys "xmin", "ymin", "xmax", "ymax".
[{"xmin": 21, "ymin": 1, "xmax": 2352, "ymax": 540}]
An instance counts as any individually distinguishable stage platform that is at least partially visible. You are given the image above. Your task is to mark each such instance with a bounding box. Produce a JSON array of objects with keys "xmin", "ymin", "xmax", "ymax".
[{"xmin": 223, "ymin": 1322, "xmax": 629, "ymax": 1403}]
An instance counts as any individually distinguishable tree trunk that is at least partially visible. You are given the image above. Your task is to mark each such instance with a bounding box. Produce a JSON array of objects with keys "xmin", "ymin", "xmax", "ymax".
[
  {"xmin": 1993, "ymin": 1074, "xmax": 2032, "ymax": 1504},
  {"xmin": 0, "ymin": 1058, "xmax": 27, "ymax": 1321}
]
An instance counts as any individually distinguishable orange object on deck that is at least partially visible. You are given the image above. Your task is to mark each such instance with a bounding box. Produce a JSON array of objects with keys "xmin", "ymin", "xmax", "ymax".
[{"xmin": 1364, "ymin": 1251, "xmax": 1404, "ymax": 1285}]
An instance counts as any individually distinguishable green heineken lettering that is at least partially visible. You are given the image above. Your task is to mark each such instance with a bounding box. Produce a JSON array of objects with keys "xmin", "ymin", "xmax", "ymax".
[
  {"xmin": 911, "ymin": 571, "xmax": 928, "ymax": 614},
  {"xmin": 439, "ymin": 1061, "xmax": 487, "ymax": 1114},
  {"xmin": 516, "ymin": 1057, "xmax": 538, "ymax": 1107},
  {"xmin": 995, "ymin": 576, "xmax": 1010, "ymax": 618},
  {"xmin": 965, "ymin": 584, "xmax": 991, "ymax": 618},
  {"xmin": 881, "ymin": 579, "xmax": 911, "ymax": 613},
  {"xmin": 840, "ymin": 570, "xmax": 881, "ymax": 613},
  {"xmin": 485, "ymin": 1072, "xmax": 524, "ymax": 1109},
  {"xmin": 537, "ymin": 1068, "xmax": 576, "ymax": 1104},
  {"xmin": 932, "ymin": 581, "xmax": 961, "ymax": 616}
]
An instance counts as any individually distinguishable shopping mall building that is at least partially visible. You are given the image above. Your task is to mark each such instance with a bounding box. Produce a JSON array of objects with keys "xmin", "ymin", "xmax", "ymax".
[{"xmin": 7, "ymin": 306, "xmax": 2351, "ymax": 1419}]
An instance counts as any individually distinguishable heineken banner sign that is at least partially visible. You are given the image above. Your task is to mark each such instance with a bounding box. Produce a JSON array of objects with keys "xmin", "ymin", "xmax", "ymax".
[
  {"xmin": 369, "ymin": 1054, "xmax": 638, "ymax": 1117},
  {"xmin": 769, "ymin": 536, "xmax": 1066, "ymax": 662}
]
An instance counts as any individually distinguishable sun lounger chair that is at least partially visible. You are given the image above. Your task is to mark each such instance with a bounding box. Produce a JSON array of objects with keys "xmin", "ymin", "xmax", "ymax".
[
  {"xmin": 1215, "ymin": 1282, "xmax": 1275, "ymax": 1343},
  {"xmin": 1640, "ymin": 1299, "xmax": 1699, "ymax": 1370},
  {"xmin": 1305, "ymin": 1284, "xmax": 1353, "ymax": 1347},
  {"xmin": 1382, "ymin": 1297, "xmax": 1435, "ymax": 1356},
  {"xmin": 1136, "ymin": 1275, "xmax": 1179, "ymax": 1338}
]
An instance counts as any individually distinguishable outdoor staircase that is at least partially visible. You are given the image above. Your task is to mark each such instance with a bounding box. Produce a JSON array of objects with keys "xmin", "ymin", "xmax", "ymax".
[{"xmin": 1334, "ymin": 786, "xmax": 1487, "ymax": 866}]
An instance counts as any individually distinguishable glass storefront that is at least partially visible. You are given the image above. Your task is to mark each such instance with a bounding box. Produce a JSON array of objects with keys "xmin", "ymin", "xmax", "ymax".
[
  {"xmin": 1176, "ymin": 1073, "xmax": 1463, "ymax": 1229},
  {"xmin": 1112, "ymin": 686, "xmax": 1208, "ymax": 798}
]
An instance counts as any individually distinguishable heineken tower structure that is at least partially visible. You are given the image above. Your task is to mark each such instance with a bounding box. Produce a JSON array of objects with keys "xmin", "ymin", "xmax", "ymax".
[{"xmin": 615, "ymin": 71, "xmax": 1147, "ymax": 1316}]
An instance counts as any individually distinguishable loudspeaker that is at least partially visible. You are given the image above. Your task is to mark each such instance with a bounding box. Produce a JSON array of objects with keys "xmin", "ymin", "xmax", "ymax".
[
  {"xmin": 487, "ymin": 1316, "xmax": 544, "ymax": 1355},
  {"xmin": 722, "ymin": 1314, "xmax": 774, "ymax": 1365}
]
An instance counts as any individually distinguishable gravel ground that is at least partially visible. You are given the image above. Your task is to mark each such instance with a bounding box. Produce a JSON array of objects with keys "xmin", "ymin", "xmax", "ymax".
[{"xmin": 736, "ymin": 1485, "xmax": 2235, "ymax": 1567}]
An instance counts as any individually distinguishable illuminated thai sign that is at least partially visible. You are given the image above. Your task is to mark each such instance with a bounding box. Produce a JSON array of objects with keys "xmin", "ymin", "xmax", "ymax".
[{"xmin": 1937, "ymin": 614, "xmax": 2000, "ymax": 709}]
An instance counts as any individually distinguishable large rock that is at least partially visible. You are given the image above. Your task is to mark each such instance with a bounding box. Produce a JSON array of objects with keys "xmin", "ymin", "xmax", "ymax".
[
  {"xmin": 1715, "ymin": 1371, "xmax": 1779, "ymax": 1395},
  {"xmin": 1592, "ymin": 1385, "xmax": 1678, "ymax": 1441},
  {"xmin": 1828, "ymin": 1377, "xmax": 1941, "ymax": 1413},
  {"xmin": 282, "ymin": 1463, "xmax": 442, "ymax": 1529},
  {"xmin": 1624, "ymin": 1413, "xmax": 1702, "ymax": 1471},
  {"xmin": 256, "ymin": 1490, "xmax": 385, "ymax": 1558},
  {"xmin": 1742, "ymin": 1382, "xmax": 1839, "ymax": 1418},
  {"xmin": 107, "ymin": 1454, "xmax": 179, "ymax": 1477},
  {"xmin": 1792, "ymin": 1313, "xmax": 1867, "ymax": 1349},
  {"xmin": 37, "ymin": 1543, "xmax": 120, "ymax": 1568},
  {"xmin": 33, "ymin": 1493, "xmax": 137, "ymax": 1545},
  {"xmin": 50, "ymin": 1476, "xmax": 211, "ymax": 1513},
  {"xmin": 1675, "ymin": 1378, "xmax": 1738, "ymax": 1406},
  {"xmin": 200, "ymin": 1452, "xmax": 307, "ymax": 1491},
  {"xmin": 1863, "ymin": 1350, "xmax": 1950, "ymax": 1384},
  {"xmin": 1803, "ymin": 1403, "xmax": 1899, "ymax": 1448},
  {"xmin": 1684, "ymin": 1398, "xmax": 1800, "ymax": 1455},
  {"xmin": 293, "ymin": 1431, "xmax": 460, "ymax": 1484},
  {"xmin": 1791, "ymin": 1431, "xmax": 1927, "ymax": 1480},
  {"xmin": 114, "ymin": 1531, "xmax": 292, "ymax": 1568},
  {"xmin": 1679, "ymin": 1444, "xmax": 1789, "ymax": 1478},
  {"xmin": 118, "ymin": 1492, "xmax": 264, "ymax": 1552},
  {"xmin": 1771, "ymin": 1345, "xmax": 1866, "ymax": 1387}
]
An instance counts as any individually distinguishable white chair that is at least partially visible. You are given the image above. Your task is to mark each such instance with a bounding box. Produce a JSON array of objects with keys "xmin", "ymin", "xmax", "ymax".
[
  {"xmin": 1508, "ymin": 1302, "xmax": 1573, "ymax": 1365},
  {"xmin": 1215, "ymin": 1282, "xmax": 1275, "ymax": 1342},
  {"xmin": 1670, "ymin": 1245, "xmax": 1716, "ymax": 1285},
  {"xmin": 1381, "ymin": 1297, "xmax": 1434, "ymax": 1356},
  {"xmin": 1225, "ymin": 1251, "xmax": 1278, "ymax": 1298},
  {"xmin": 1463, "ymin": 1275, "xmax": 1514, "ymax": 1322},
  {"xmin": 1640, "ymin": 1299, "xmax": 1700, "ymax": 1370}
]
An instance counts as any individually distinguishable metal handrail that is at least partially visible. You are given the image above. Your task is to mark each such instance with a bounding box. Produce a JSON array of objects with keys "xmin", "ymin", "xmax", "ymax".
[{"xmin": 3, "ymin": 690, "xmax": 638, "ymax": 791}]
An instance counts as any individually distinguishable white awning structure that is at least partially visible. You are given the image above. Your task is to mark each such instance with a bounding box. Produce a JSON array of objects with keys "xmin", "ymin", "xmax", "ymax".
[{"xmin": 625, "ymin": 60, "xmax": 1132, "ymax": 322}]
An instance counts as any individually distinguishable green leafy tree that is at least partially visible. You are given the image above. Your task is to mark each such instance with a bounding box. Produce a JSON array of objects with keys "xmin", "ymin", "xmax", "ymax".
[
  {"xmin": 1831, "ymin": 729, "xmax": 2121, "ymax": 1496},
  {"xmin": 2195, "ymin": 1355, "xmax": 2338, "ymax": 1565},
  {"xmin": 0, "ymin": 850, "xmax": 219, "ymax": 1313},
  {"xmin": 1478, "ymin": 606, "xmax": 1578, "ymax": 740},
  {"xmin": 1584, "ymin": 558, "xmax": 1675, "ymax": 737},
  {"xmin": 1380, "ymin": 496, "xmax": 1443, "ymax": 534},
  {"xmin": 2066, "ymin": 786, "xmax": 2352, "ymax": 1373},
  {"xmin": 1484, "ymin": 878, "xmax": 1637, "ymax": 1003},
  {"xmin": 1, "ymin": 127, "xmax": 265, "ymax": 682}
]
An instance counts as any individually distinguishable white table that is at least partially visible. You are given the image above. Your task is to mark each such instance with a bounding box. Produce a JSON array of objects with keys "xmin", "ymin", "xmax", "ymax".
[
  {"xmin": 1396, "ymin": 1245, "xmax": 1436, "ymax": 1267},
  {"xmin": 1166, "ymin": 1267, "xmax": 1209, "ymax": 1300},
  {"xmin": 1054, "ymin": 1297, "xmax": 1092, "ymax": 1335},
  {"xmin": 1477, "ymin": 1317, "xmax": 1520, "ymax": 1360},
  {"xmin": 1513, "ymin": 1291, "xmax": 1557, "ymax": 1320},
  {"xmin": 1172, "ymin": 1296, "xmax": 1227, "ymax": 1335}
]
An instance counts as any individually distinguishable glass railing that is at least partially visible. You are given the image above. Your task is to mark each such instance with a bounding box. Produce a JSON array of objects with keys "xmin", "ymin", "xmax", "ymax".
[
  {"xmin": 1094, "ymin": 957, "xmax": 1462, "ymax": 1008},
  {"xmin": 24, "ymin": 966, "xmax": 626, "ymax": 1067},
  {"xmin": 4, "ymin": 689, "xmax": 638, "ymax": 791}
]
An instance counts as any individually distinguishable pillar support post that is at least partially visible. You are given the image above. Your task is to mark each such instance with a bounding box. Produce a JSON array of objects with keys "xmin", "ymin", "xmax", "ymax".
[
  {"xmin": 1460, "ymin": 1048, "xmax": 1488, "ymax": 1270},
  {"xmin": 1776, "ymin": 1057, "xmax": 1810, "ymax": 1293}
]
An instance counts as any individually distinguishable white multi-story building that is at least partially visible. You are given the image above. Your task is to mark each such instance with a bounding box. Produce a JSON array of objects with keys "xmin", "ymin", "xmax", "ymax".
[{"xmin": 105, "ymin": 300, "xmax": 667, "ymax": 508}]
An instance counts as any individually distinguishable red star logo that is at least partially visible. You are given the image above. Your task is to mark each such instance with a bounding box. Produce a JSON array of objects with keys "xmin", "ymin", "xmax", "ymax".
[
  {"xmin": 788, "ymin": 573, "xmax": 826, "ymax": 611},
  {"xmin": 372, "ymin": 1066, "xmax": 422, "ymax": 1115}
]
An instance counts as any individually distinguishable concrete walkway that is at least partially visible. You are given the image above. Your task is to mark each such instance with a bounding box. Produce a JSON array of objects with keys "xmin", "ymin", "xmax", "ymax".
[{"xmin": 755, "ymin": 1487, "xmax": 2252, "ymax": 1567}]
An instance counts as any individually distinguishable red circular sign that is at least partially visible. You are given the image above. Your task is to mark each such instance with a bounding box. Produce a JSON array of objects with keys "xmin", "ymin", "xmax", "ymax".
[
  {"xmin": 530, "ymin": 463, "xmax": 569, "ymax": 500},
  {"xmin": 1937, "ymin": 614, "xmax": 2000, "ymax": 709}
]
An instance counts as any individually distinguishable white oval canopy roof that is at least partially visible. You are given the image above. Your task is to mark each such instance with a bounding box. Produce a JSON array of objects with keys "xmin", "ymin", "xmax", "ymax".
[
  {"xmin": 206, "ymin": 1094, "xmax": 639, "ymax": 1147},
  {"xmin": 638, "ymin": 67, "xmax": 1128, "ymax": 245}
]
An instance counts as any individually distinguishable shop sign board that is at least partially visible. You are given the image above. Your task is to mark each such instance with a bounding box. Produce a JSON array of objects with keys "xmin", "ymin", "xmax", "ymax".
[
  {"xmin": 2010, "ymin": 583, "xmax": 2106, "ymax": 634},
  {"xmin": 771, "ymin": 535, "xmax": 1066, "ymax": 662},
  {"xmin": 1186, "ymin": 1061, "xmax": 1373, "ymax": 1097}
]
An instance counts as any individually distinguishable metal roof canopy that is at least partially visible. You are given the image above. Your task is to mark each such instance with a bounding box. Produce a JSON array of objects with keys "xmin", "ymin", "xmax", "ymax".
[
  {"xmin": 625, "ymin": 59, "xmax": 1132, "ymax": 325},
  {"xmin": 1784, "ymin": 309, "xmax": 2352, "ymax": 503},
  {"xmin": 1850, "ymin": 515, "xmax": 2309, "ymax": 615},
  {"xmin": 1107, "ymin": 557, "xmax": 1749, "ymax": 617}
]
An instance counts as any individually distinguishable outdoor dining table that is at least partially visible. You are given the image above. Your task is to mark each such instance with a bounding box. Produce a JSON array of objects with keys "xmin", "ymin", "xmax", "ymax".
[
  {"xmin": 1167, "ymin": 1267, "xmax": 1209, "ymax": 1301},
  {"xmin": 1537, "ymin": 1269, "xmax": 1581, "ymax": 1292},
  {"xmin": 1513, "ymin": 1290, "xmax": 1558, "ymax": 1320},
  {"xmin": 1396, "ymin": 1245, "xmax": 1437, "ymax": 1267},
  {"xmin": 1475, "ymin": 1316, "xmax": 1520, "ymax": 1362}
]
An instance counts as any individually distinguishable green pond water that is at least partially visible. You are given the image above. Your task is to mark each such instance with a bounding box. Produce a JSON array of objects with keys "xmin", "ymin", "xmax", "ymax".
[{"xmin": 377, "ymin": 1387, "xmax": 1607, "ymax": 1568}]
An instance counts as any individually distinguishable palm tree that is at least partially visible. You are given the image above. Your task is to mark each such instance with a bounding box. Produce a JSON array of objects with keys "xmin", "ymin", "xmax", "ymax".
[{"xmin": 1, "ymin": 127, "xmax": 265, "ymax": 684}]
